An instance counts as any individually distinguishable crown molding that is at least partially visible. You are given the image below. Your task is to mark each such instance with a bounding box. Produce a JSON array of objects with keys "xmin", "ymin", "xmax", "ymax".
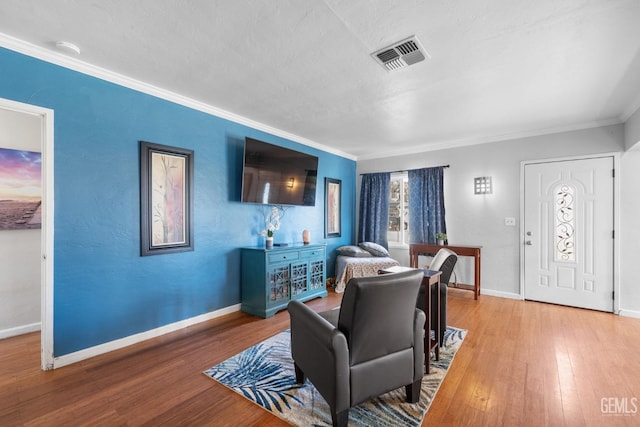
[
  {"xmin": 0, "ymin": 32, "xmax": 357, "ymax": 161},
  {"xmin": 356, "ymin": 118, "xmax": 623, "ymax": 161}
]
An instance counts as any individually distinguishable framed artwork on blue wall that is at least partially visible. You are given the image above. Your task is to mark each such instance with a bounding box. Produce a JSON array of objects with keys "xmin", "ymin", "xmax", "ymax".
[
  {"xmin": 140, "ymin": 141, "xmax": 194, "ymax": 256},
  {"xmin": 325, "ymin": 177, "xmax": 341, "ymax": 238}
]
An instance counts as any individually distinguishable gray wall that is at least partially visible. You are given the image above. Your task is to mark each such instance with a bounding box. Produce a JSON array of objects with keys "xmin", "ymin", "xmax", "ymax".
[
  {"xmin": 358, "ymin": 123, "xmax": 640, "ymax": 316},
  {"xmin": 620, "ymin": 140, "xmax": 640, "ymax": 315},
  {"xmin": 625, "ymin": 106, "xmax": 640, "ymax": 150}
]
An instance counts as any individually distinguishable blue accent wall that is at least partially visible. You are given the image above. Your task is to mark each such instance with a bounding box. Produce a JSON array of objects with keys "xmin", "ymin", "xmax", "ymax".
[{"xmin": 0, "ymin": 47, "xmax": 356, "ymax": 356}]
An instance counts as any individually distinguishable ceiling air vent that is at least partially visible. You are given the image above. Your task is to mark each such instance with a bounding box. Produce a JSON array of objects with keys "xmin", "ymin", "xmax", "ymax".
[{"xmin": 372, "ymin": 36, "xmax": 429, "ymax": 71}]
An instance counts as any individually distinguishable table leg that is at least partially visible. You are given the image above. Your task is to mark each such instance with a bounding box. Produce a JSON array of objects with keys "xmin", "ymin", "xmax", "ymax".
[
  {"xmin": 475, "ymin": 252, "xmax": 481, "ymax": 299},
  {"xmin": 424, "ymin": 278, "xmax": 431, "ymax": 375},
  {"xmin": 434, "ymin": 279, "xmax": 440, "ymax": 360}
]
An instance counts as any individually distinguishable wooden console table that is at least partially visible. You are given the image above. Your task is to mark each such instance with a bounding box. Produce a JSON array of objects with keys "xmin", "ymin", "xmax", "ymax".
[{"xmin": 409, "ymin": 243, "xmax": 482, "ymax": 300}]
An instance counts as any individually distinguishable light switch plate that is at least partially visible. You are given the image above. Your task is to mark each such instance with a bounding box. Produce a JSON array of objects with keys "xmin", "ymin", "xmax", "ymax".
[{"xmin": 505, "ymin": 217, "xmax": 516, "ymax": 226}]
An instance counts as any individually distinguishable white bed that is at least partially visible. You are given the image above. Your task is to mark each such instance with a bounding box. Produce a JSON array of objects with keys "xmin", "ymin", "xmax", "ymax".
[{"xmin": 334, "ymin": 255, "xmax": 400, "ymax": 293}]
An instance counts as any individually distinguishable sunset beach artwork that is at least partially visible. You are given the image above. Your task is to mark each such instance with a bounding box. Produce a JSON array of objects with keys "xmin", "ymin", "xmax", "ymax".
[{"xmin": 0, "ymin": 147, "xmax": 41, "ymax": 230}]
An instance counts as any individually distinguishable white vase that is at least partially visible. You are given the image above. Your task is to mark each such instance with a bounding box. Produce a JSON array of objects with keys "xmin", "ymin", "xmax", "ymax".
[{"xmin": 266, "ymin": 237, "xmax": 274, "ymax": 249}]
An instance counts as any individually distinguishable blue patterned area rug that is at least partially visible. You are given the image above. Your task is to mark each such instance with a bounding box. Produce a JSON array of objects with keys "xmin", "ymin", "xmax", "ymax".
[{"xmin": 204, "ymin": 326, "xmax": 466, "ymax": 426}]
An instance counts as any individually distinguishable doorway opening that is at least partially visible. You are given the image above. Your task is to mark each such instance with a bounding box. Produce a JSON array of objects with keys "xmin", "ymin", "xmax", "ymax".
[{"xmin": 0, "ymin": 97, "xmax": 54, "ymax": 370}]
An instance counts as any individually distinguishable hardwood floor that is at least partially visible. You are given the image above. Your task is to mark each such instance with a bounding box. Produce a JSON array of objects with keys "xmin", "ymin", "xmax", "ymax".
[{"xmin": 2, "ymin": 290, "xmax": 640, "ymax": 426}]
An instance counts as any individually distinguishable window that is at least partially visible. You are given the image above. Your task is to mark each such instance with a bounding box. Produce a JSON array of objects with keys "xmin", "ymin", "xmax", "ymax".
[
  {"xmin": 388, "ymin": 172, "xmax": 409, "ymax": 246},
  {"xmin": 554, "ymin": 184, "xmax": 575, "ymax": 262}
]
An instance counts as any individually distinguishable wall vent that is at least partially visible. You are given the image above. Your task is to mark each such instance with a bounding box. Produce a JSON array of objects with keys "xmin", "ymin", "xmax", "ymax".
[{"xmin": 372, "ymin": 36, "xmax": 429, "ymax": 71}]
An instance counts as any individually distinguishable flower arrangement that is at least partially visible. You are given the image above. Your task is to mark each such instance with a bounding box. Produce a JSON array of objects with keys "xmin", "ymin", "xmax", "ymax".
[{"xmin": 260, "ymin": 206, "xmax": 281, "ymax": 239}]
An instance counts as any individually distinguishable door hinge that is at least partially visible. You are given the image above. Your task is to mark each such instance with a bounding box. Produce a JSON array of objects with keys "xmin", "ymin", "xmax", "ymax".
[
  {"xmin": 612, "ymin": 290, "xmax": 615, "ymax": 300},
  {"xmin": 612, "ymin": 230, "xmax": 615, "ymax": 239},
  {"xmin": 612, "ymin": 168, "xmax": 615, "ymax": 178}
]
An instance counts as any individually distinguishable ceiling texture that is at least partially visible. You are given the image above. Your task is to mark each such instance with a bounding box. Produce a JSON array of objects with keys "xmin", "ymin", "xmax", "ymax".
[{"xmin": 1, "ymin": 0, "xmax": 639, "ymax": 160}]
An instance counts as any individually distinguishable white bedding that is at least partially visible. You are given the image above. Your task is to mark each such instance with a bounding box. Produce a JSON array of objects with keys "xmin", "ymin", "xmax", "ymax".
[{"xmin": 334, "ymin": 255, "xmax": 400, "ymax": 293}]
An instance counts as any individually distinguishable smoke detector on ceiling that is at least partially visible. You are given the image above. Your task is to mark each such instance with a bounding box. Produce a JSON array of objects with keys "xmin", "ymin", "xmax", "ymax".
[
  {"xmin": 372, "ymin": 36, "xmax": 429, "ymax": 71},
  {"xmin": 55, "ymin": 41, "xmax": 81, "ymax": 55}
]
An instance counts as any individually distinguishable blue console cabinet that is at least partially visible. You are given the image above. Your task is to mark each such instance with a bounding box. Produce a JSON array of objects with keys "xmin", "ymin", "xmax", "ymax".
[{"xmin": 241, "ymin": 244, "xmax": 327, "ymax": 318}]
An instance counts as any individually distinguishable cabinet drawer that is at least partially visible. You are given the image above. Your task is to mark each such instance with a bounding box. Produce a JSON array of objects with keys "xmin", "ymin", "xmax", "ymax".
[
  {"xmin": 300, "ymin": 249, "xmax": 324, "ymax": 259},
  {"xmin": 268, "ymin": 251, "xmax": 299, "ymax": 263}
]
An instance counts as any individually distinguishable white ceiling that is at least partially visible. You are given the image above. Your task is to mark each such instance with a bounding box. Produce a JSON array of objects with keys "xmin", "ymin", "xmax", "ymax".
[{"xmin": 1, "ymin": 0, "xmax": 639, "ymax": 160}]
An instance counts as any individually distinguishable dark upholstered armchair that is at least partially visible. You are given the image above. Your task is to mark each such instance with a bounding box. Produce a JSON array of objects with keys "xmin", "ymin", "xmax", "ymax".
[
  {"xmin": 288, "ymin": 270, "xmax": 425, "ymax": 427},
  {"xmin": 417, "ymin": 248, "xmax": 457, "ymax": 346}
]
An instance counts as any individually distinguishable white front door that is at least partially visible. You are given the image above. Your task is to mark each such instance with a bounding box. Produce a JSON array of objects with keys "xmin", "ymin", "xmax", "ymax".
[{"xmin": 523, "ymin": 156, "xmax": 614, "ymax": 312}]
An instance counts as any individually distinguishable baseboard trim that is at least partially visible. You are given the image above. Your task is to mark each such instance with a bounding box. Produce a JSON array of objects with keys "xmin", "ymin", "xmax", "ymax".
[
  {"xmin": 0, "ymin": 322, "xmax": 41, "ymax": 340},
  {"xmin": 618, "ymin": 308, "xmax": 640, "ymax": 319},
  {"xmin": 479, "ymin": 289, "xmax": 523, "ymax": 300},
  {"xmin": 483, "ymin": 291, "xmax": 640, "ymax": 317},
  {"xmin": 52, "ymin": 304, "xmax": 241, "ymax": 369}
]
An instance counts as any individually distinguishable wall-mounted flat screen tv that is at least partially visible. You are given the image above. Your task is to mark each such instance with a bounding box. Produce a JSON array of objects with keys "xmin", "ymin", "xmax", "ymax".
[{"xmin": 241, "ymin": 137, "xmax": 318, "ymax": 206}]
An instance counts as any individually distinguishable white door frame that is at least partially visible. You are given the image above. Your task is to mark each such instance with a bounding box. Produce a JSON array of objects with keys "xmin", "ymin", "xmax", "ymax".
[
  {"xmin": 519, "ymin": 153, "xmax": 620, "ymax": 314},
  {"xmin": 0, "ymin": 97, "xmax": 55, "ymax": 369}
]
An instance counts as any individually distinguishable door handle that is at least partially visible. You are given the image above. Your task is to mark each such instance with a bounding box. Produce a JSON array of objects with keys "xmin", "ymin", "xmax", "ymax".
[{"xmin": 525, "ymin": 240, "xmax": 533, "ymax": 245}]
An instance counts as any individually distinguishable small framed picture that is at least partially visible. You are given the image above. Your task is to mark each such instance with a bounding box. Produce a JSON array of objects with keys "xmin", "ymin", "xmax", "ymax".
[
  {"xmin": 140, "ymin": 141, "xmax": 194, "ymax": 256},
  {"xmin": 325, "ymin": 177, "xmax": 341, "ymax": 238}
]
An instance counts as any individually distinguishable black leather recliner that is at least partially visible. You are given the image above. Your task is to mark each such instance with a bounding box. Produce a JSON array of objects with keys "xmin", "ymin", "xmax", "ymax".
[
  {"xmin": 288, "ymin": 270, "xmax": 425, "ymax": 427},
  {"xmin": 417, "ymin": 248, "xmax": 458, "ymax": 346}
]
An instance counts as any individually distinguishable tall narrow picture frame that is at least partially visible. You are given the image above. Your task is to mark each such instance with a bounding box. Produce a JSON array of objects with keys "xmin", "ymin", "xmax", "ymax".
[
  {"xmin": 325, "ymin": 177, "xmax": 341, "ymax": 238},
  {"xmin": 140, "ymin": 141, "xmax": 194, "ymax": 256}
]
